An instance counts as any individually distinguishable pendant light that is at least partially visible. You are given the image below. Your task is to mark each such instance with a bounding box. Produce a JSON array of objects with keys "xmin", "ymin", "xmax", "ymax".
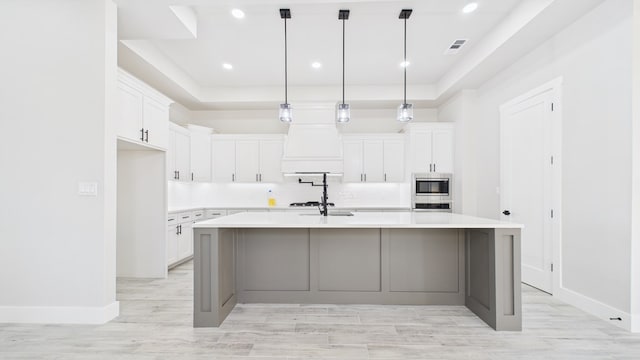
[
  {"xmin": 336, "ymin": 9, "xmax": 350, "ymax": 123},
  {"xmin": 397, "ymin": 9, "xmax": 413, "ymax": 122},
  {"xmin": 279, "ymin": 9, "xmax": 292, "ymax": 123}
]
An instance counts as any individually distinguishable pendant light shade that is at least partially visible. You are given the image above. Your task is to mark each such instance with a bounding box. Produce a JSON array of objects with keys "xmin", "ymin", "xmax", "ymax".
[
  {"xmin": 397, "ymin": 9, "xmax": 413, "ymax": 122},
  {"xmin": 336, "ymin": 9, "xmax": 350, "ymax": 123},
  {"xmin": 279, "ymin": 9, "xmax": 292, "ymax": 123}
]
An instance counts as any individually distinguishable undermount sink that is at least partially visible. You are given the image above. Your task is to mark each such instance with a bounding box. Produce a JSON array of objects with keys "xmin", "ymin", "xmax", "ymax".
[{"xmin": 298, "ymin": 212, "xmax": 354, "ymax": 217}]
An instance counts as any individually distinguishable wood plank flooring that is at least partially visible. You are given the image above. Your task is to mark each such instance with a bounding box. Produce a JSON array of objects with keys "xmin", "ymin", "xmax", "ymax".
[{"xmin": 1, "ymin": 261, "xmax": 639, "ymax": 359}]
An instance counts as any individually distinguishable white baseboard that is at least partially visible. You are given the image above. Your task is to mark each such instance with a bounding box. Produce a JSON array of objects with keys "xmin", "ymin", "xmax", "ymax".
[
  {"xmin": 556, "ymin": 287, "xmax": 630, "ymax": 331},
  {"xmin": 0, "ymin": 301, "xmax": 119, "ymax": 324}
]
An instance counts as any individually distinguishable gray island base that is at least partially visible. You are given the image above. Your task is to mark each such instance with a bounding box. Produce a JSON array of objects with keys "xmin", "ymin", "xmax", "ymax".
[{"xmin": 193, "ymin": 212, "xmax": 522, "ymax": 331}]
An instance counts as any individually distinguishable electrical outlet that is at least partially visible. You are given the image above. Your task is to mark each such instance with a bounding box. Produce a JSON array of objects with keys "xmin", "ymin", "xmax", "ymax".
[{"xmin": 78, "ymin": 182, "xmax": 98, "ymax": 197}]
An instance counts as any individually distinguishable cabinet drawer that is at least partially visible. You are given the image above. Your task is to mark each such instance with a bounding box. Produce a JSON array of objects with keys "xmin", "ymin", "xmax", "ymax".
[
  {"xmin": 177, "ymin": 212, "xmax": 192, "ymax": 223},
  {"xmin": 205, "ymin": 209, "xmax": 227, "ymax": 218},
  {"xmin": 192, "ymin": 210, "xmax": 205, "ymax": 222}
]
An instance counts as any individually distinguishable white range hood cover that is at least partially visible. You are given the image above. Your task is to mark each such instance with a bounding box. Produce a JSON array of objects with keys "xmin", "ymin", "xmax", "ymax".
[{"xmin": 281, "ymin": 103, "xmax": 344, "ymax": 174}]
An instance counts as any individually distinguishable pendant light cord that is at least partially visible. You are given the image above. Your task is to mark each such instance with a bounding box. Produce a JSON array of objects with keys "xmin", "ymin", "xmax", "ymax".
[
  {"xmin": 342, "ymin": 17, "xmax": 345, "ymax": 105},
  {"xmin": 284, "ymin": 16, "xmax": 288, "ymax": 104},
  {"xmin": 403, "ymin": 17, "xmax": 407, "ymax": 105}
]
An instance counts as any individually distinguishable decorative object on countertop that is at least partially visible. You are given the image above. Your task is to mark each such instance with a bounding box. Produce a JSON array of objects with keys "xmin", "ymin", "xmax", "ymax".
[
  {"xmin": 278, "ymin": 8, "xmax": 292, "ymax": 123},
  {"xmin": 397, "ymin": 9, "xmax": 413, "ymax": 122},
  {"xmin": 336, "ymin": 9, "xmax": 351, "ymax": 123},
  {"xmin": 267, "ymin": 189, "xmax": 276, "ymax": 207}
]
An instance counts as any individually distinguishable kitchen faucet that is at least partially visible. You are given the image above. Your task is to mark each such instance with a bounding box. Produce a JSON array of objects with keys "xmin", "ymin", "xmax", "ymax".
[{"xmin": 298, "ymin": 173, "xmax": 329, "ymax": 216}]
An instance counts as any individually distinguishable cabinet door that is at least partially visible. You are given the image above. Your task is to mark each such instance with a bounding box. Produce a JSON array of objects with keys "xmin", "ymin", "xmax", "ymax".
[
  {"xmin": 342, "ymin": 140, "xmax": 364, "ymax": 182},
  {"xmin": 166, "ymin": 131, "xmax": 177, "ymax": 181},
  {"xmin": 174, "ymin": 131, "xmax": 190, "ymax": 181},
  {"xmin": 117, "ymin": 82, "xmax": 144, "ymax": 143},
  {"xmin": 383, "ymin": 140, "xmax": 405, "ymax": 182},
  {"xmin": 178, "ymin": 222, "xmax": 193, "ymax": 260},
  {"xmin": 235, "ymin": 140, "xmax": 260, "ymax": 182},
  {"xmin": 190, "ymin": 131, "xmax": 211, "ymax": 182},
  {"xmin": 143, "ymin": 97, "xmax": 169, "ymax": 149},
  {"xmin": 432, "ymin": 129, "xmax": 453, "ymax": 173},
  {"xmin": 212, "ymin": 140, "xmax": 236, "ymax": 182},
  {"xmin": 167, "ymin": 225, "xmax": 178, "ymax": 266},
  {"xmin": 259, "ymin": 140, "xmax": 283, "ymax": 182},
  {"xmin": 410, "ymin": 130, "xmax": 432, "ymax": 173},
  {"xmin": 362, "ymin": 140, "xmax": 384, "ymax": 182}
]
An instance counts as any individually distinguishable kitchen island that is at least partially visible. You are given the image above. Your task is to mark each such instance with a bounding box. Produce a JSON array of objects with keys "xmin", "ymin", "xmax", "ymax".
[{"xmin": 192, "ymin": 211, "xmax": 523, "ymax": 331}]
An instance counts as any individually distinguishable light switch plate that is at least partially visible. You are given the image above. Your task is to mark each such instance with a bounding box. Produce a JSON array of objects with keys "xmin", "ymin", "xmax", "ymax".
[{"xmin": 78, "ymin": 182, "xmax": 98, "ymax": 197}]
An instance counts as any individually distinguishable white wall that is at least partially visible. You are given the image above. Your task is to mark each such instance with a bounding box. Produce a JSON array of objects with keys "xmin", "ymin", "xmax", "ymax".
[
  {"xmin": 444, "ymin": 0, "xmax": 633, "ymax": 326},
  {"xmin": 183, "ymin": 108, "xmax": 438, "ymax": 134},
  {"xmin": 631, "ymin": 0, "xmax": 640, "ymax": 333},
  {"xmin": 0, "ymin": 0, "xmax": 118, "ymax": 323},
  {"xmin": 438, "ymin": 91, "xmax": 477, "ymax": 215}
]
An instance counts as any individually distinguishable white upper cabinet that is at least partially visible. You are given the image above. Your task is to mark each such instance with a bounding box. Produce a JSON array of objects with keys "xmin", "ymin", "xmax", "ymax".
[
  {"xmin": 259, "ymin": 140, "xmax": 284, "ymax": 183},
  {"xmin": 116, "ymin": 69, "xmax": 172, "ymax": 149},
  {"xmin": 235, "ymin": 140, "xmax": 261, "ymax": 182},
  {"xmin": 212, "ymin": 139, "xmax": 236, "ymax": 183},
  {"xmin": 167, "ymin": 123, "xmax": 190, "ymax": 181},
  {"xmin": 343, "ymin": 140, "xmax": 364, "ymax": 182},
  {"xmin": 212, "ymin": 135, "xmax": 284, "ymax": 183},
  {"xmin": 407, "ymin": 123, "xmax": 454, "ymax": 174},
  {"xmin": 383, "ymin": 139, "xmax": 405, "ymax": 182},
  {"xmin": 342, "ymin": 135, "xmax": 405, "ymax": 183},
  {"xmin": 189, "ymin": 125, "xmax": 213, "ymax": 182}
]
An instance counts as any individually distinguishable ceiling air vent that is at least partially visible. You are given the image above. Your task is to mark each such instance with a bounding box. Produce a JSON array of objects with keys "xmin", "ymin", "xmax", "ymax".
[{"xmin": 444, "ymin": 39, "xmax": 467, "ymax": 55}]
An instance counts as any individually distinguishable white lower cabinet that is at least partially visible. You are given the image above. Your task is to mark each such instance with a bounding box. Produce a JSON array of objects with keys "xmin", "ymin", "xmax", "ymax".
[{"xmin": 167, "ymin": 212, "xmax": 193, "ymax": 268}]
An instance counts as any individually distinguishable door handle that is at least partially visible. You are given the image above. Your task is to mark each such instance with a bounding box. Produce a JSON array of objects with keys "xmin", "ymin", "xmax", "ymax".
[
  {"xmin": 144, "ymin": 129, "xmax": 149, "ymax": 143},
  {"xmin": 502, "ymin": 210, "xmax": 511, "ymax": 216},
  {"xmin": 140, "ymin": 128, "xmax": 145, "ymax": 142}
]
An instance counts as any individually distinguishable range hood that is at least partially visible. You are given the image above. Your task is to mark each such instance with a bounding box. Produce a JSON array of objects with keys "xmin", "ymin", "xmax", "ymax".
[{"xmin": 281, "ymin": 103, "xmax": 344, "ymax": 174}]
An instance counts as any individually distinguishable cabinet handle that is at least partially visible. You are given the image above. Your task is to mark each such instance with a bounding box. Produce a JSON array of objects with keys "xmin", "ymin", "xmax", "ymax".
[
  {"xmin": 140, "ymin": 128, "xmax": 145, "ymax": 142},
  {"xmin": 192, "ymin": 172, "xmax": 194, "ymax": 181},
  {"xmin": 232, "ymin": 173, "xmax": 235, "ymax": 182},
  {"xmin": 177, "ymin": 171, "xmax": 180, "ymax": 180},
  {"xmin": 182, "ymin": 216, "xmax": 189, "ymax": 219},
  {"xmin": 256, "ymin": 174, "xmax": 258, "ymax": 182},
  {"xmin": 384, "ymin": 173, "xmax": 387, "ymax": 182},
  {"xmin": 364, "ymin": 174, "xmax": 367, "ymax": 182},
  {"xmin": 144, "ymin": 129, "xmax": 149, "ymax": 143},
  {"xmin": 259, "ymin": 174, "xmax": 262, "ymax": 182},
  {"xmin": 433, "ymin": 164, "xmax": 436, "ymax": 172},
  {"xmin": 429, "ymin": 164, "xmax": 433, "ymax": 172},
  {"xmin": 360, "ymin": 174, "xmax": 363, "ymax": 182}
]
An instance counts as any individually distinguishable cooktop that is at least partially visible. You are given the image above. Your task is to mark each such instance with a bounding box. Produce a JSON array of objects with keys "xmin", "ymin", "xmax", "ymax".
[{"xmin": 289, "ymin": 201, "xmax": 335, "ymax": 207}]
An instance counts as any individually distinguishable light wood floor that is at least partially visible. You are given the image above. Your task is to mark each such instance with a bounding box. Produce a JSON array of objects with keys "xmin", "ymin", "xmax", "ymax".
[{"xmin": 1, "ymin": 261, "xmax": 639, "ymax": 359}]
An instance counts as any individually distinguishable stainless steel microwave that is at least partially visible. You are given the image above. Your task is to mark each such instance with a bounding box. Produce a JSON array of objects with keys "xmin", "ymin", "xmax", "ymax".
[{"xmin": 412, "ymin": 173, "xmax": 453, "ymax": 211}]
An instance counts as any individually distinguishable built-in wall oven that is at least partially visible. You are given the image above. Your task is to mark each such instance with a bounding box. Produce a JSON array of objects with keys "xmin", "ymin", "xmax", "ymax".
[{"xmin": 412, "ymin": 173, "xmax": 453, "ymax": 212}]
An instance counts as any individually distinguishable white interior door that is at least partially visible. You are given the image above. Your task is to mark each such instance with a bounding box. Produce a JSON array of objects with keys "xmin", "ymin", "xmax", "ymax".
[{"xmin": 501, "ymin": 90, "xmax": 554, "ymax": 293}]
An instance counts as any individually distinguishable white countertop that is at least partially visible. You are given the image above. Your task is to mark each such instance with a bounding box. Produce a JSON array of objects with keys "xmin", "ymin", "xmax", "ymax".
[{"xmin": 192, "ymin": 211, "xmax": 523, "ymax": 229}]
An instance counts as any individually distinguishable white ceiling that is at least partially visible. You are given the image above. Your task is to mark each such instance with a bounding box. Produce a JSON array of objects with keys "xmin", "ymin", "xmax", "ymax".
[{"xmin": 115, "ymin": 0, "xmax": 605, "ymax": 110}]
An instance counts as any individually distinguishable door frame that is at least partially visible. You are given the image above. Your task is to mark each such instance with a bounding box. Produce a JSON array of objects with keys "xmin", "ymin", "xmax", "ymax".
[{"xmin": 499, "ymin": 77, "xmax": 562, "ymax": 295}]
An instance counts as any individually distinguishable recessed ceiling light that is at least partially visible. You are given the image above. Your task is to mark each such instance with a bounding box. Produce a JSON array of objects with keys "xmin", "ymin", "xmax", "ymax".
[
  {"xmin": 311, "ymin": 62, "xmax": 322, "ymax": 69},
  {"xmin": 462, "ymin": 3, "xmax": 478, "ymax": 14},
  {"xmin": 400, "ymin": 61, "xmax": 410, "ymax": 68},
  {"xmin": 231, "ymin": 8, "xmax": 245, "ymax": 19},
  {"xmin": 222, "ymin": 63, "xmax": 233, "ymax": 70}
]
